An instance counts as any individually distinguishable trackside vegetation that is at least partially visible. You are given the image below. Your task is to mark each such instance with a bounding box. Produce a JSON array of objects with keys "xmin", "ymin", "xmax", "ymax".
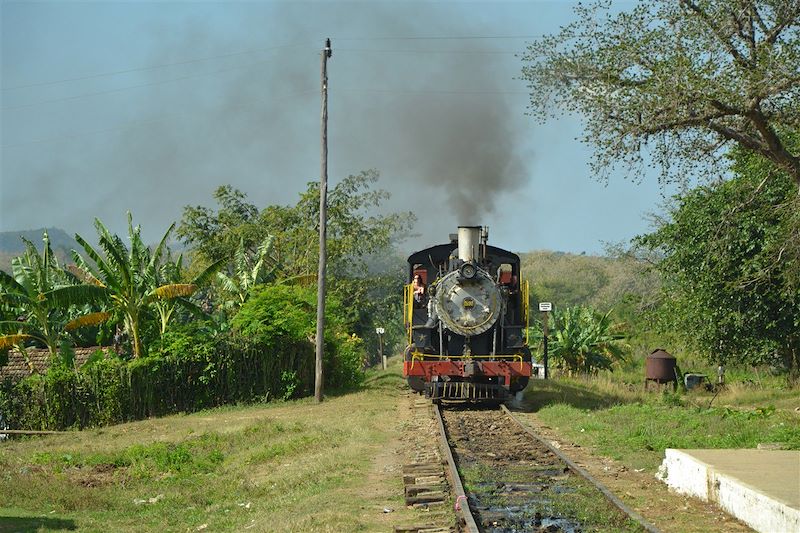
[{"xmin": 0, "ymin": 171, "xmax": 409, "ymax": 431}]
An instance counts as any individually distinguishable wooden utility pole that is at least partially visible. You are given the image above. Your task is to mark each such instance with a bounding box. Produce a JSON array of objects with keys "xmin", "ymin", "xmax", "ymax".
[{"xmin": 315, "ymin": 38, "xmax": 332, "ymax": 403}]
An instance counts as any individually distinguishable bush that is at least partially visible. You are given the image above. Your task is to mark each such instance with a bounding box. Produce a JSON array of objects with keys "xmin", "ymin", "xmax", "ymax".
[
  {"xmin": 233, "ymin": 283, "xmax": 364, "ymax": 391},
  {"xmin": 0, "ymin": 284, "xmax": 366, "ymax": 431},
  {"xmin": 0, "ymin": 331, "xmax": 316, "ymax": 431}
]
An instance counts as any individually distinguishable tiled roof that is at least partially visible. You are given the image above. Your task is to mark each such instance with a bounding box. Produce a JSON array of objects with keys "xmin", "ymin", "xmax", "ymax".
[{"xmin": 0, "ymin": 347, "xmax": 108, "ymax": 381}]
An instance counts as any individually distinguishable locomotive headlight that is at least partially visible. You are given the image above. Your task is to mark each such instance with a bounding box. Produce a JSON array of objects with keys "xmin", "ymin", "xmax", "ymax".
[{"xmin": 460, "ymin": 263, "xmax": 477, "ymax": 280}]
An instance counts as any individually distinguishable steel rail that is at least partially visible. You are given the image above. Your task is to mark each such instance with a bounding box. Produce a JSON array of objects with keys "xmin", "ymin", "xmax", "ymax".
[
  {"xmin": 432, "ymin": 403, "xmax": 479, "ymax": 533},
  {"xmin": 500, "ymin": 404, "xmax": 661, "ymax": 533}
]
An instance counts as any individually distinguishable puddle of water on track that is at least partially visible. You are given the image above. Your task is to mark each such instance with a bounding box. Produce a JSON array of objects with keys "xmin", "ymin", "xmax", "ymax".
[{"xmin": 469, "ymin": 477, "xmax": 583, "ymax": 532}]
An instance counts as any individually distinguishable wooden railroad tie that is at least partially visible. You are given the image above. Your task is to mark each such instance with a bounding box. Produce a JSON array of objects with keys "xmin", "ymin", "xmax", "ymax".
[{"xmin": 402, "ymin": 462, "xmax": 448, "ymax": 507}]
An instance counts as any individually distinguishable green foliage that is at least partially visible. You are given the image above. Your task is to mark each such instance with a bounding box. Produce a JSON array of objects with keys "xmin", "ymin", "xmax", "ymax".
[
  {"xmin": 215, "ymin": 235, "xmax": 278, "ymax": 307},
  {"xmin": 522, "ymin": 1, "xmax": 800, "ymax": 186},
  {"xmin": 177, "ymin": 185, "xmax": 261, "ymax": 264},
  {"xmin": 232, "ymin": 284, "xmax": 317, "ymax": 344},
  {"xmin": 532, "ymin": 306, "xmax": 628, "ymax": 375},
  {"xmin": 0, "ymin": 231, "xmax": 102, "ymax": 357},
  {"xmin": 637, "ymin": 143, "xmax": 800, "ymax": 379},
  {"xmin": 179, "ymin": 170, "xmax": 415, "ymax": 278},
  {"xmin": 71, "ymin": 214, "xmax": 218, "ymax": 358},
  {"xmin": 280, "ymin": 370, "xmax": 300, "ymax": 400},
  {"xmin": 0, "ymin": 327, "xmax": 318, "ymax": 430},
  {"xmin": 232, "ymin": 283, "xmax": 364, "ymax": 391}
]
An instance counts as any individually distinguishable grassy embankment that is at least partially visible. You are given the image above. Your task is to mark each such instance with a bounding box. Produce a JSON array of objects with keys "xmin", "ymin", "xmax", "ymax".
[
  {"xmin": 2, "ymin": 350, "xmax": 797, "ymax": 532},
  {"xmin": 0, "ymin": 362, "xmax": 432, "ymax": 533},
  {"xmin": 522, "ymin": 372, "xmax": 800, "ymax": 471}
]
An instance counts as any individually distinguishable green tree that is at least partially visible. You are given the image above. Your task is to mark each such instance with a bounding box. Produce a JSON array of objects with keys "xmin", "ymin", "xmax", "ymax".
[
  {"xmin": 177, "ymin": 185, "xmax": 261, "ymax": 263},
  {"xmin": 637, "ymin": 146, "xmax": 800, "ymax": 380},
  {"xmin": 522, "ymin": 1, "xmax": 800, "ymax": 188},
  {"xmin": 0, "ymin": 232, "xmax": 105, "ymax": 358},
  {"xmin": 178, "ymin": 170, "xmax": 415, "ymax": 278},
  {"xmin": 70, "ymin": 215, "xmax": 218, "ymax": 358},
  {"xmin": 532, "ymin": 306, "xmax": 628, "ymax": 375}
]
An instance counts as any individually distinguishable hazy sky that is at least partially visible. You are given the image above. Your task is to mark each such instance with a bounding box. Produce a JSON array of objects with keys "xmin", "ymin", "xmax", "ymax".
[{"xmin": 1, "ymin": 0, "xmax": 679, "ymax": 255}]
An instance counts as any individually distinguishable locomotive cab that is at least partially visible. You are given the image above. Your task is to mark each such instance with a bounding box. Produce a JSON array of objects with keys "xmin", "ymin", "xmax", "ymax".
[{"xmin": 403, "ymin": 226, "xmax": 533, "ymax": 401}]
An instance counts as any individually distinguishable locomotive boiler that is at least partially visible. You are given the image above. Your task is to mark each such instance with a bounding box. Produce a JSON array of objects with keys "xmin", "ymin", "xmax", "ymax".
[{"xmin": 403, "ymin": 226, "xmax": 533, "ymax": 400}]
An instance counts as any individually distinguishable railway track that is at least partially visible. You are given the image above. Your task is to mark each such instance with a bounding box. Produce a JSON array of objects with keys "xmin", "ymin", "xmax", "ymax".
[{"xmin": 433, "ymin": 403, "xmax": 661, "ymax": 533}]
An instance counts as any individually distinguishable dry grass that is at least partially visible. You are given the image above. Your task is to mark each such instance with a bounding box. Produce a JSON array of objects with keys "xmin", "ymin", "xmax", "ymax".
[{"xmin": 0, "ymin": 359, "xmax": 434, "ymax": 532}]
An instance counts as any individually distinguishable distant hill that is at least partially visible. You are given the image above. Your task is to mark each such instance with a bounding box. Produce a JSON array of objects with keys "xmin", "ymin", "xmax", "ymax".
[
  {"xmin": 0, "ymin": 227, "xmax": 78, "ymax": 273},
  {"xmin": 520, "ymin": 250, "xmax": 661, "ymax": 317}
]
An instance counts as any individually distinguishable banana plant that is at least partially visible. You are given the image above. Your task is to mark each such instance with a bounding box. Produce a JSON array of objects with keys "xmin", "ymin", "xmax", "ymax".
[
  {"xmin": 151, "ymin": 252, "xmax": 222, "ymax": 336},
  {"xmin": 216, "ymin": 235, "xmax": 278, "ymax": 306},
  {"xmin": 544, "ymin": 306, "xmax": 628, "ymax": 375},
  {"xmin": 0, "ymin": 231, "xmax": 106, "ymax": 359},
  {"xmin": 70, "ymin": 214, "xmax": 221, "ymax": 358}
]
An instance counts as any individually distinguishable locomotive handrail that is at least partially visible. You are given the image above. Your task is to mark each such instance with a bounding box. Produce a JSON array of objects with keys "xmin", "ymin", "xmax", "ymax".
[
  {"xmin": 523, "ymin": 278, "xmax": 530, "ymax": 344},
  {"xmin": 403, "ymin": 283, "xmax": 413, "ymax": 345}
]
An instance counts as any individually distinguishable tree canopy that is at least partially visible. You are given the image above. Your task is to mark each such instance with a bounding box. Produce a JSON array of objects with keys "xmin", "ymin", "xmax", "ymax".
[
  {"xmin": 522, "ymin": 0, "xmax": 800, "ymax": 188},
  {"xmin": 178, "ymin": 170, "xmax": 415, "ymax": 276},
  {"xmin": 637, "ymin": 143, "xmax": 799, "ymax": 379}
]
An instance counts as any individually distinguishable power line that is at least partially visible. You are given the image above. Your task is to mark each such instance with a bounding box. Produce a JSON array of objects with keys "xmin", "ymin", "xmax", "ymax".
[
  {"xmin": 1, "ymin": 52, "xmax": 312, "ymax": 111},
  {"xmin": 336, "ymin": 48, "xmax": 524, "ymax": 55},
  {"xmin": 1, "ymin": 35, "xmax": 543, "ymax": 92},
  {"xmin": 1, "ymin": 42, "xmax": 312, "ymax": 92},
  {"xmin": 338, "ymin": 88, "xmax": 528, "ymax": 96},
  {"xmin": 333, "ymin": 35, "xmax": 544, "ymax": 41}
]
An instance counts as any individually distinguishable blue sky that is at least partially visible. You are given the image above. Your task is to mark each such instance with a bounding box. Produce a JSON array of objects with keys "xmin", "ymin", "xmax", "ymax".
[{"xmin": 1, "ymin": 1, "xmax": 679, "ymax": 255}]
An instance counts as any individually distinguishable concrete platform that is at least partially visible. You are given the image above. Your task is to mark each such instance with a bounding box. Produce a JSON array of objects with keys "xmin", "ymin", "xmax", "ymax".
[{"xmin": 657, "ymin": 449, "xmax": 800, "ymax": 533}]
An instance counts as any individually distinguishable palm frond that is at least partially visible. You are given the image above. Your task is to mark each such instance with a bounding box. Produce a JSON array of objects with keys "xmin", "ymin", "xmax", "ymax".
[
  {"xmin": 0, "ymin": 334, "xmax": 38, "ymax": 350},
  {"xmin": 65, "ymin": 312, "xmax": 111, "ymax": 331},
  {"xmin": 66, "ymin": 264, "xmax": 106, "ymax": 287},
  {"xmin": 45, "ymin": 285, "xmax": 109, "ymax": 308},
  {"xmin": 97, "ymin": 232, "xmax": 131, "ymax": 287},
  {"xmin": 191, "ymin": 258, "xmax": 225, "ymax": 287},
  {"xmin": 0, "ymin": 320, "xmax": 35, "ymax": 335},
  {"xmin": 74, "ymin": 232, "xmax": 116, "ymax": 285},
  {"xmin": 216, "ymin": 272, "xmax": 239, "ymax": 294},
  {"xmin": 0, "ymin": 269, "xmax": 25, "ymax": 295},
  {"xmin": 0, "ymin": 292, "xmax": 33, "ymax": 308},
  {"xmin": 150, "ymin": 283, "xmax": 197, "ymax": 300},
  {"xmin": 149, "ymin": 221, "xmax": 176, "ymax": 270}
]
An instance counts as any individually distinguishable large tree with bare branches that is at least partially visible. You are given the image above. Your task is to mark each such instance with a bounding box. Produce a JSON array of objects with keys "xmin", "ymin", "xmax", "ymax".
[{"xmin": 522, "ymin": 0, "xmax": 800, "ymax": 188}]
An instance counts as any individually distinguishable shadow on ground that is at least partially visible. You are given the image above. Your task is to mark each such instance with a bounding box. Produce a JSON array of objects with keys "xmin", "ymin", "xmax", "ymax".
[
  {"xmin": 516, "ymin": 379, "xmax": 635, "ymax": 413},
  {"xmin": 0, "ymin": 516, "xmax": 76, "ymax": 532}
]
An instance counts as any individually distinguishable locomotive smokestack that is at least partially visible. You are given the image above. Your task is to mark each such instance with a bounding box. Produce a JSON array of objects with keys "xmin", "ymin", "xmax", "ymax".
[{"xmin": 458, "ymin": 226, "xmax": 482, "ymax": 262}]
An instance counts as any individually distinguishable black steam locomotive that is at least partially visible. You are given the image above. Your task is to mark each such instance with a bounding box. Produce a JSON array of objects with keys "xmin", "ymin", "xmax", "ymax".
[{"xmin": 403, "ymin": 226, "xmax": 533, "ymax": 400}]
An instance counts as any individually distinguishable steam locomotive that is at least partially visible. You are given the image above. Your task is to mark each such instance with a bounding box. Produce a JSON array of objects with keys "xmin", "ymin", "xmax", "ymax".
[{"xmin": 403, "ymin": 226, "xmax": 533, "ymax": 400}]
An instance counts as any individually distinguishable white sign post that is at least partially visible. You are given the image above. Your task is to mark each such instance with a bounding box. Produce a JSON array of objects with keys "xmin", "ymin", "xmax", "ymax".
[
  {"xmin": 376, "ymin": 327, "xmax": 386, "ymax": 370},
  {"xmin": 538, "ymin": 303, "xmax": 552, "ymax": 379}
]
